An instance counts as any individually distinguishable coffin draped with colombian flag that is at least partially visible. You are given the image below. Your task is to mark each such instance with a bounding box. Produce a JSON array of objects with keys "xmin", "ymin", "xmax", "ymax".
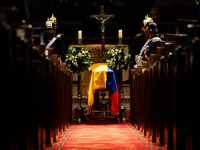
[{"xmin": 83, "ymin": 63, "xmax": 119, "ymax": 116}]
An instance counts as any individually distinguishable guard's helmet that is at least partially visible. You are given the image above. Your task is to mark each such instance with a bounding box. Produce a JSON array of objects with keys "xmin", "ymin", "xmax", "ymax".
[
  {"xmin": 50, "ymin": 13, "xmax": 59, "ymax": 26},
  {"xmin": 143, "ymin": 15, "xmax": 153, "ymax": 27},
  {"xmin": 145, "ymin": 22, "xmax": 158, "ymax": 33},
  {"xmin": 43, "ymin": 17, "xmax": 53, "ymax": 30}
]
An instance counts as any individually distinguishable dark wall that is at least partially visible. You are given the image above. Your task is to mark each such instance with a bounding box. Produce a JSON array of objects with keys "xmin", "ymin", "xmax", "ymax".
[
  {"xmin": 29, "ymin": 0, "xmax": 196, "ymax": 7},
  {"xmin": 28, "ymin": 6, "xmax": 200, "ymax": 38}
]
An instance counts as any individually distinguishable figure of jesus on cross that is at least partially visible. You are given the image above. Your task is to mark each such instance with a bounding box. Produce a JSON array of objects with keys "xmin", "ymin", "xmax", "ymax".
[{"xmin": 90, "ymin": 5, "xmax": 114, "ymax": 57}]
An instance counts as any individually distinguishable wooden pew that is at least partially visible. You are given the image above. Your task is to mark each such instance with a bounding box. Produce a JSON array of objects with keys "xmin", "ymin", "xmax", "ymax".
[
  {"xmin": 16, "ymin": 24, "xmax": 35, "ymax": 150},
  {"xmin": 129, "ymin": 22, "xmax": 200, "ymax": 150},
  {"xmin": 139, "ymin": 64, "xmax": 145, "ymax": 135},
  {"xmin": 163, "ymin": 42, "xmax": 175, "ymax": 150},
  {"xmin": 1, "ymin": 7, "xmax": 18, "ymax": 150},
  {"xmin": 44, "ymin": 47, "xmax": 55, "ymax": 146},
  {"xmin": 3, "ymin": 16, "xmax": 73, "ymax": 149},
  {"xmin": 129, "ymin": 69, "xmax": 134, "ymax": 125},
  {"xmin": 133, "ymin": 67, "xmax": 139, "ymax": 130},
  {"xmin": 173, "ymin": 34, "xmax": 188, "ymax": 150},
  {"xmin": 145, "ymin": 57, "xmax": 151, "ymax": 139},
  {"xmin": 186, "ymin": 24, "xmax": 200, "ymax": 150}
]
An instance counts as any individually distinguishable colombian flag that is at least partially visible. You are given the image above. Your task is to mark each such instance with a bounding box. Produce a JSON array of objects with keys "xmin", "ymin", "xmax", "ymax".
[{"xmin": 83, "ymin": 63, "xmax": 118, "ymax": 116}]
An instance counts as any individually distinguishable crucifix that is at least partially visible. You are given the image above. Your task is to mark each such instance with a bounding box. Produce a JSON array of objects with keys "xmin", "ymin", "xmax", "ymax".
[{"xmin": 90, "ymin": 5, "xmax": 114, "ymax": 58}]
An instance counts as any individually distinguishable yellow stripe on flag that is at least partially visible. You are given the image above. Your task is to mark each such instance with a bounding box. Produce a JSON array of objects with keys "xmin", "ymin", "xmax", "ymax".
[{"xmin": 82, "ymin": 63, "xmax": 108, "ymax": 107}]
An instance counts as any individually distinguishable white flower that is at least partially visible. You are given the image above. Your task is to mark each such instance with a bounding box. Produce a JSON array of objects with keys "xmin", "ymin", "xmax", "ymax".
[
  {"xmin": 78, "ymin": 52, "xmax": 82, "ymax": 58},
  {"xmin": 82, "ymin": 51, "xmax": 86, "ymax": 57},
  {"xmin": 82, "ymin": 60, "xmax": 88, "ymax": 64},
  {"xmin": 115, "ymin": 52, "xmax": 117, "ymax": 55},
  {"xmin": 72, "ymin": 48, "xmax": 76, "ymax": 53}
]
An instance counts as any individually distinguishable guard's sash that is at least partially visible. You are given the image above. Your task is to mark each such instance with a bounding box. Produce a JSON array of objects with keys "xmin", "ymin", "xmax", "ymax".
[
  {"xmin": 45, "ymin": 34, "xmax": 61, "ymax": 48},
  {"xmin": 135, "ymin": 37, "xmax": 161, "ymax": 68}
]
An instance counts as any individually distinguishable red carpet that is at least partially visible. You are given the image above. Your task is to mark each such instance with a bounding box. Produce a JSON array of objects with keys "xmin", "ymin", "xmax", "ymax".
[{"xmin": 48, "ymin": 122, "xmax": 162, "ymax": 150}]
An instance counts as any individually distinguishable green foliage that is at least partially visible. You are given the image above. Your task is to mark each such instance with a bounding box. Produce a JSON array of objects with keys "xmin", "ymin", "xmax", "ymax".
[
  {"xmin": 65, "ymin": 47, "xmax": 93, "ymax": 74},
  {"xmin": 104, "ymin": 46, "xmax": 131, "ymax": 71}
]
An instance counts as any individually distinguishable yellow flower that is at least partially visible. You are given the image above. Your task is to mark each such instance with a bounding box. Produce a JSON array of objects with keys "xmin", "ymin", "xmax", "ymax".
[
  {"xmin": 118, "ymin": 56, "xmax": 121, "ymax": 60},
  {"xmin": 74, "ymin": 62, "xmax": 78, "ymax": 67},
  {"xmin": 107, "ymin": 51, "xmax": 111, "ymax": 54},
  {"xmin": 69, "ymin": 55, "xmax": 74, "ymax": 61},
  {"xmin": 106, "ymin": 60, "xmax": 110, "ymax": 63}
]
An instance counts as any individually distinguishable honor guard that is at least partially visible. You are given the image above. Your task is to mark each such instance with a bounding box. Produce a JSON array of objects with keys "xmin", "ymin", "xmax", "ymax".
[
  {"xmin": 43, "ymin": 15, "xmax": 68, "ymax": 62},
  {"xmin": 129, "ymin": 15, "xmax": 151, "ymax": 68},
  {"xmin": 142, "ymin": 22, "xmax": 161, "ymax": 59},
  {"xmin": 134, "ymin": 16, "xmax": 162, "ymax": 68}
]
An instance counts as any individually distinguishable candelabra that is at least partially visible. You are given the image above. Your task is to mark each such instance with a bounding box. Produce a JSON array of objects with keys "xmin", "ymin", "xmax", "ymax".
[{"xmin": 72, "ymin": 30, "xmax": 86, "ymax": 123}]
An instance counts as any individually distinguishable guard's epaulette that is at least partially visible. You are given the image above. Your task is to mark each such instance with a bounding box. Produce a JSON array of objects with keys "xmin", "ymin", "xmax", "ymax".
[{"xmin": 135, "ymin": 33, "xmax": 142, "ymax": 37}]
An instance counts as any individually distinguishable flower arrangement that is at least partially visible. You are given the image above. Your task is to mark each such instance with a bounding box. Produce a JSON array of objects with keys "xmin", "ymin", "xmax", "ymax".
[
  {"xmin": 104, "ymin": 46, "xmax": 131, "ymax": 71},
  {"xmin": 65, "ymin": 47, "xmax": 93, "ymax": 74}
]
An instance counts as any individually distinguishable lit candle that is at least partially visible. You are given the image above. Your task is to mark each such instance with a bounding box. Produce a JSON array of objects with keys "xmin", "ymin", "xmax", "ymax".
[
  {"xmin": 78, "ymin": 30, "xmax": 82, "ymax": 39},
  {"xmin": 118, "ymin": 29, "xmax": 122, "ymax": 38}
]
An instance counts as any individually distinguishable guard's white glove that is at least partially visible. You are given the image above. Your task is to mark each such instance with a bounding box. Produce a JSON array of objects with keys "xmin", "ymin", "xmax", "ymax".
[
  {"xmin": 135, "ymin": 55, "xmax": 143, "ymax": 68},
  {"xmin": 135, "ymin": 55, "xmax": 138, "ymax": 64},
  {"xmin": 134, "ymin": 64, "xmax": 138, "ymax": 69},
  {"xmin": 138, "ymin": 56, "xmax": 143, "ymax": 66}
]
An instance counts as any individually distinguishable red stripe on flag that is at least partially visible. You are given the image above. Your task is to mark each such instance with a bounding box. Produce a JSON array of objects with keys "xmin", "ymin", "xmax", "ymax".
[{"xmin": 110, "ymin": 90, "xmax": 118, "ymax": 116}]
